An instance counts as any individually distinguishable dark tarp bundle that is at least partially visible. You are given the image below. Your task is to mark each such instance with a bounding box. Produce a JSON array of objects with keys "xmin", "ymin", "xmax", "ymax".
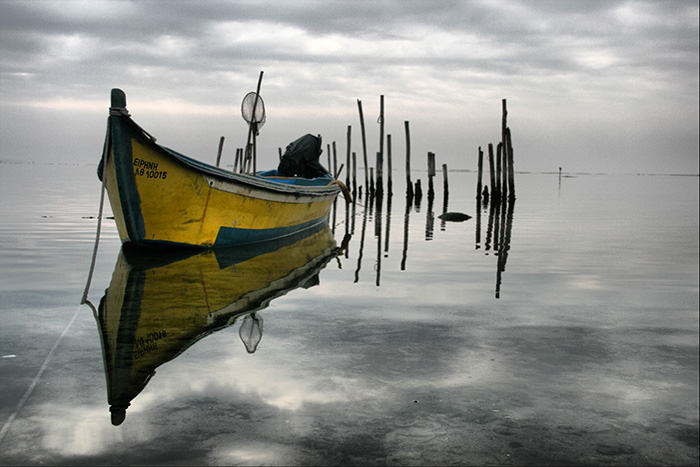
[{"xmin": 277, "ymin": 134, "xmax": 330, "ymax": 178}]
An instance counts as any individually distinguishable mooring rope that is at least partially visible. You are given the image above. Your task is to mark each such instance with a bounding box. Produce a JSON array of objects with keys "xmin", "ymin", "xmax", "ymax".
[
  {"xmin": 0, "ymin": 304, "xmax": 82, "ymax": 445},
  {"xmin": 0, "ymin": 122, "xmax": 114, "ymax": 445},
  {"xmin": 80, "ymin": 122, "xmax": 110, "ymax": 305},
  {"xmin": 0, "ymin": 123, "xmax": 113, "ymax": 445}
]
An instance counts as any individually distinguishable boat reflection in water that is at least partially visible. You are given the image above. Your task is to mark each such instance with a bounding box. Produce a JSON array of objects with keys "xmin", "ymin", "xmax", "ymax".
[{"xmin": 95, "ymin": 224, "xmax": 344, "ymax": 426}]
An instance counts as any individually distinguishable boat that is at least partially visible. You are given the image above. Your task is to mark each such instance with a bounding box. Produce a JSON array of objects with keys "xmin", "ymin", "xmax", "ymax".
[
  {"xmin": 95, "ymin": 224, "xmax": 344, "ymax": 425},
  {"xmin": 99, "ymin": 88, "xmax": 347, "ymax": 248}
]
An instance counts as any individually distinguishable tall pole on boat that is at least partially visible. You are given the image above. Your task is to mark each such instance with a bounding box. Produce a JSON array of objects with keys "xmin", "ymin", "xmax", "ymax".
[
  {"xmin": 244, "ymin": 71, "xmax": 264, "ymax": 175},
  {"xmin": 253, "ymin": 71, "xmax": 263, "ymax": 175}
]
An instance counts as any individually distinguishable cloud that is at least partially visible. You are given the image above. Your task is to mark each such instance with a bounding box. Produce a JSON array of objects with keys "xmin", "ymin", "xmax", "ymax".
[{"xmin": 0, "ymin": 0, "xmax": 697, "ymax": 173}]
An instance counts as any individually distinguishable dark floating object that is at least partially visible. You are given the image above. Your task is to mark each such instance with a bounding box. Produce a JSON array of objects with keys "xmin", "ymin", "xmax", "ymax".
[{"xmin": 438, "ymin": 212, "xmax": 472, "ymax": 222}]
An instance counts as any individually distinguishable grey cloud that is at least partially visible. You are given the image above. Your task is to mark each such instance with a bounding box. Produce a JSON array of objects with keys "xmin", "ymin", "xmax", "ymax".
[{"xmin": 0, "ymin": 0, "xmax": 697, "ymax": 173}]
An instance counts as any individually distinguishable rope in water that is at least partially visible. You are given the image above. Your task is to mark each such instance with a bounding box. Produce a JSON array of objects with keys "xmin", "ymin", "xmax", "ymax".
[
  {"xmin": 80, "ymin": 121, "xmax": 110, "ymax": 305},
  {"xmin": 0, "ymin": 305, "xmax": 82, "ymax": 445},
  {"xmin": 0, "ymin": 122, "xmax": 114, "ymax": 445}
]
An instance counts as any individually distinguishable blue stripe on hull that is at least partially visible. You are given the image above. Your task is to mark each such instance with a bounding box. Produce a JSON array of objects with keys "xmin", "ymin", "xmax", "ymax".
[{"xmin": 213, "ymin": 216, "xmax": 330, "ymax": 247}]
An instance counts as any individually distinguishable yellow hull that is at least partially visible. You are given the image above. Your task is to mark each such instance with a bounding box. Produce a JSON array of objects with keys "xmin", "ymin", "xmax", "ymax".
[{"xmin": 102, "ymin": 89, "xmax": 341, "ymax": 248}]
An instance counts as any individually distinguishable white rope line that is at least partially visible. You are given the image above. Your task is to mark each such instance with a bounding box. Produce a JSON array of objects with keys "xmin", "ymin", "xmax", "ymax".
[
  {"xmin": 80, "ymin": 121, "xmax": 110, "ymax": 305},
  {"xmin": 0, "ymin": 304, "xmax": 82, "ymax": 445},
  {"xmin": 80, "ymin": 178, "xmax": 106, "ymax": 305},
  {"xmin": 1, "ymin": 119, "xmax": 113, "ymax": 445}
]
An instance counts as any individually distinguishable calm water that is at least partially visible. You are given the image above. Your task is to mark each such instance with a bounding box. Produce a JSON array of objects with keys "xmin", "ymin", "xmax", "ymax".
[{"xmin": 0, "ymin": 162, "xmax": 698, "ymax": 466}]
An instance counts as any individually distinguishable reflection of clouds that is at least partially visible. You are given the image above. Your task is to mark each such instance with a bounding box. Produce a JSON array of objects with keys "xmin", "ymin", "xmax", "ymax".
[
  {"xmin": 213, "ymin": 443, "xmax": 300, "ymax": 466},
  {"xmin": 115, "ymin": 305, "xmax": 509, "ymax": 421},
  {"xmin": 131, "ymin": 335, "xmax": 369, "ymax": 412},
  {"xmin": 13, "ymin": 309, "xmax": 696, "ymax": 465},
  {"xmin": 221, "ymin": 363, "xmax": 364, "ymax": 411},
  {"xmin": 28, "ymin": 404, "xmax": 131, "ymax": 457},
  {"xmin": 569, "ymin": 273, "xmax": 604, "ymax": 290}
]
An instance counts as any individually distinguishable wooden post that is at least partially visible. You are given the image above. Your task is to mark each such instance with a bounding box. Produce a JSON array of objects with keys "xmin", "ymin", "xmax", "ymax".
[
  {"xmin": 278, "ymin": 147, "xmax": 282, "ymax": 161},
  {"xmin": 376, "ymin": 150, "xmax": 383, "ymax": 196},
  {"xmin": 488, "ymin": 143, "xmax": 496, "ymax": 200},
  {"xmin": 369, "ymin": 167, "xmax": 375, "ymax": 196},
  {"xmin": 442, "ymin": 165, "xmax": 449, "ymax": 223},
  {"xmin": 216, "ymin": 136, "xmax": 225, "ymax": 167},
  {"xmin": 496, "ymin": 142, "xmax": 502, "ymax": 200},
  {"xmin": 507, "ymin": 128, "xmax": 515, "ymax": 200},
  {"xmin": 327, "ymin": 143, "xmax": 332, "ymax": 172},
  {"xmin": 377, "ymin": 95, "xmax": 384, "ymax": 195},
  {"xmin": 357, "ymin": 99, "xmax": 369, "ymax": 190},
  {"xmin": 476, "ymin": 146, "xmax": 484, "ymax": 200},
  {"xmin": 558, "ymin": 166, "xmax": 562, "ymax": 190},
  {"xmin": 352, "ymin": 151, "xmax": 357, "ymax": 195},
  {"xmin": 427, "ymin": 152, "xmax": 436, "ymax": 199},
  {"xmin": 404, "ymin": 121, "xmax": 413, "ymax": 199},
  {"xmin": 501, "ymin": 138, "xmax": 508, "ymax": 203},
  {"xmin": 332, "ymin": 141, "xmax": 338, "ymax": 179},
  {"xmin": 379, "ymin": 95, "xmax": 384, "ymax": 163},
  {"xmin": 501, "ymin": 98, "xmax": 508, "ymax": 202},
  {"xmin": 233, "ymin": 147, "xmax": 241, "ymax": 172},
  {"xmin": 502, "ymin": 98, "xmax": 508, "ymax": 152},
  {"xmin": 386, "ymin": 134, "xmax": 393, "ymax": 195},
  {"xmin": 442, "ymin": 164, "xmax": 448, "ymax": 195},
  {"xmin": 243, "ymin": 144, "xmax": 252, "ymax": 173},
  {"xmin": 346, "ymin": 125, "xmax": 351, "ymax": 188}
]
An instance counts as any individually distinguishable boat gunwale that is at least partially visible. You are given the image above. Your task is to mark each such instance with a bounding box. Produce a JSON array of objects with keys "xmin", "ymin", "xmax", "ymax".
[{"xmin": 114, "ymin": 113, "xmax": 341, "ymax": 198}]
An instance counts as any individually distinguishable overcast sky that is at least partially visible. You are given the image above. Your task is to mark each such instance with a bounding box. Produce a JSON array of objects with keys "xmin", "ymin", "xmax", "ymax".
[{"xmin": 1, "ymin": 0, "xmax": 698, "ymax": 174}]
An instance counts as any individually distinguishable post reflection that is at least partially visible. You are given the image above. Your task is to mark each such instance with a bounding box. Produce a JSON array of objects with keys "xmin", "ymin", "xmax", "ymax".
[
  {"xmin": 401, "ymin": 193, "xmax": 412, "ymax": 270},
  {"xmin": 375, "ymin": 192, "xmax": 383, "ymax": 286},
  {"xmin": 475, "ymin": 195, "xmax": 482, "ymax": 250},
  {"xmin": 440, "ymin": 186, "xmax": 449, "ymax": 232},
  {"xmin": 495, "ymin": 198, "xmax": 515, "ymax": 298},
  {"xmin": 425, "ymin": 191, "xmax": 435, "ymax": 241},
  {"xmin": 339, "ymin": 179, "xmax": 516, "ymax": 297},
  {"xmin": 94, "ymin": 225, "xmax": 341, "ymax": 426}
]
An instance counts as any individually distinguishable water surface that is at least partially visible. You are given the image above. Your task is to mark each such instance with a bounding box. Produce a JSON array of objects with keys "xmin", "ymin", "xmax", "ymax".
[{"xmin": 0, "ymin": 163, "xmax": 698, "ymax": 465}]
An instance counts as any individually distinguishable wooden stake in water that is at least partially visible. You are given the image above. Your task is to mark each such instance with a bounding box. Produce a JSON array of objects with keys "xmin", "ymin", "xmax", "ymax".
[
  {"xmin": 357, "ymin": 99, "xmax": 369, "ymax": 190},
  {"xmin": 488, "ymin": 143, "xmax": 496, "ymax": 200},
  {"xmin": 442, "ymin": 163, "xmax": 449, "ymax": 195},
  {"xmin": 496, "ymin": 142, "xmax": 502, "ymax": 200},
  {"xmin": 477, "ymin": 146, "xmax": 484, "ymax": 200},
  {"xmin": 506, "ymin": 128, "xmax": 515, "ymax": 200},
  {"xmin": 233, "ymin": 147, "xmax": 241, "ymax": 172},
  {"xmin": 346, "ymin": 125, "xmax": 352, "ymax": 188},
  {"xmin": 352, "ymin": 151, "xmax": 357, "ymax": 195},
  {"xmin": 327, "ymin": 143, "xmax": 332, "ymax": 172},
  {"xmin": 502, "ymin": 98, "xmax": 508, "ymax": 154},
  {"xmin": 498, "ymin": 97, "xmax": 515, "ymax": 201},
  {"xmin": 216, "ymin": 136, "xmax": 225, "ymax": 167},
  {"xmin": 376, "ymin": 151, "xmax": 384, "ymax": 196},
  {"xmin": 427, "ymin": 152, "xmax": 436, "ymax": 199},
  {"xmin": 332, "ymin": 141, "xmax": 338, "ymax": 179},
  {"xmin": 387, "ymin": 134, "xmax": 393, "ymax": 195},
  {"xmin": 500, "ymin": 140, "xmax": 508, "ymax": 203},
  {"xmin": 404, "ymin": 121, "xmax": 413, "ymax": 199},
  {"xmin": 377, "ymin": 95, "xmax": 384, "ymax": 195}
]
